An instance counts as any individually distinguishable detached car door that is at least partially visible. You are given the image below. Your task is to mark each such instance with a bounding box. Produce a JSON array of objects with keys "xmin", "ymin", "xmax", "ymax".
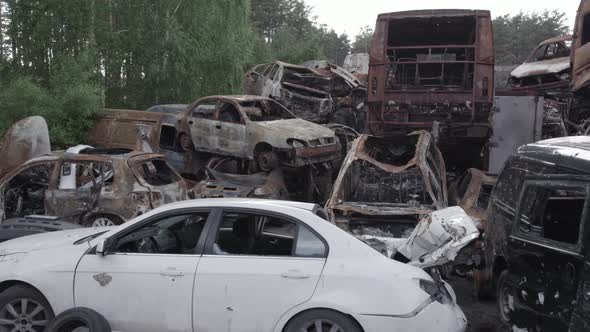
[
  {"xmin": 193, "ymin": 208, "xmax": 327, "ymax": 332},
  {"xmin": 74, "ymin": 209, "xmax": 213, "ymax": 332}
]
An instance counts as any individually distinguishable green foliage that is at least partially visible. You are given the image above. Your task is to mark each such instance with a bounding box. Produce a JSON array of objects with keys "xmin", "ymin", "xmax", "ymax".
[
  {"xmin": 351, "ymin": 26, "xmax": 373, "ymax": 54},
  {"xmin": 493, "ymin": 10, "xmax": 571, "ymax": 65}
]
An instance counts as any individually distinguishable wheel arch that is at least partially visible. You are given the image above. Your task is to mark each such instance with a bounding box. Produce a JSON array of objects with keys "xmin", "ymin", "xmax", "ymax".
[
  {"xmin": 254, "ymin": 142, "xmax": 274, "ymax": 154},
  {"xmin": 279, "ymin": 307, "xmax": 365, "ymax": 332},
  {"xmin": 0, "ymin": 280, "xmax": 54, "ymax": 311}
]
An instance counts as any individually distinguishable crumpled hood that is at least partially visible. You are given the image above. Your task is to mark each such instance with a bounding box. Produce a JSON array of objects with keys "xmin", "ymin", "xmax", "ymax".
[
  {"xmin": 0, "ymin": 227, "xmax": 112, "ymax": 255},
  {"xmin": 253, "ymin": 118, "xmax": 336, "ymax": 141},
  {"xmin": 510, "ymin": 57, "xmax": 570, "ymax": 78},
  {"xmin": 396, "ymin": 207, "xmax": 480, "ymax": 268}
]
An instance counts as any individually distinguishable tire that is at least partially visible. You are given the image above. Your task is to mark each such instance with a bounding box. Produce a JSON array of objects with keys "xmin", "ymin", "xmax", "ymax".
[
  {"xmin": 46, "ymin": 307, "xmax": 111, "ymax": 332},
  {"xmin": 284, "ymin": 309, "xmax": 361, "ymax": 332},
  {"xmin": 255, "ymin": 150, "xmax": 279, "ymax": 172},
  {"xmin": 84, "ymin": 214, "xmax": 123, "ymax": 228},
  {"xmin": 178, "ymin": 132, "xmax": 193, "ymax": 152},
  {"xmin": 496, "ymin": 270, "xmax": 516, "ymax": 326},
  {"xmin": 0, "ymin": 285, "xmax": 55, "ymax": 332}
]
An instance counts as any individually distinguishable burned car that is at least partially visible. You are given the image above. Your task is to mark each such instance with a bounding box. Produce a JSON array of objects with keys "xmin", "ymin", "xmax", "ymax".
[
  {"xmin": 449, "ymin": 168, "xmax": 496, "ymax": 230},
  {"xmin": 244, "ymin": 62, "xmax": 333, "ymax": 124},
  {"xmin": 325, "ymin": 131, "xmax": 447, "ymax": 255},
  {"xmin": 193, "ymin": 167, "xmax": 288, "ymax": 200},
  {"xmin": 485, "ymin": 136, "xmax": 590, "ymax": 331},
  {"xmin": 343, "ymin": 53, "xmax": 370, "ymax": 83},
  {"xmin": 179, "ymin": 95, "xmax": 340, "ymax": 172},
  {"xmin": 0, "ymin": 148, "xmax": 188, "ymax": 227},
  {"xmin": 509, "ymin": 35, "xmax": 572, "ymax": 92}
]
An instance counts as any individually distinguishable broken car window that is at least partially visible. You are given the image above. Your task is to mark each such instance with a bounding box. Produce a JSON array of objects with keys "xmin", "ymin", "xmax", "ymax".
[
  {"xmin": 218, "ymin": 102, "xmax": 242, "ymax": 124},
  {"xmin": 191, "ymin": 101, "xmax": 217, "ymax": 119},
  {"xmin": 58, "ymin": 162, "xmax": 113, "ymax": 190},
  {"xmin": 136, "ymin": 159, "xmax": 181, "ymax": 186},
  {"xmin": 213, "ymin": 212, "xmax": 297, "ymax": 256},
  {"xmin": 241, "ymin": 100, "xmax": 296, "ymax": 122},
  {"xmin": 115, "ymin": 212, "xmax": 209, "ymax": 254},
  {"xmin": 518, "ymin": 185, "xmax": 586, "ymax": 245}
]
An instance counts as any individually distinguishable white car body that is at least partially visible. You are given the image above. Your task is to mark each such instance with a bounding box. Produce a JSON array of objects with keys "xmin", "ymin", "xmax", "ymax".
[{"xmin": 0, "ymin": 199, "xmax": 466, "ymax": 332}]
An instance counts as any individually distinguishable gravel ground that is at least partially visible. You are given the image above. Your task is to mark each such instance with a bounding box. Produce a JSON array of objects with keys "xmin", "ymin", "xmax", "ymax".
[{"xmin": 447, "ymin": 275, "xmax": 505, "ymax": 332}]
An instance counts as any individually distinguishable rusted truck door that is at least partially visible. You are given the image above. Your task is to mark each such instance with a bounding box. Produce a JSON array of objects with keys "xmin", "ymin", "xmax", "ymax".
[
  {"xmin": 187, "ymin": 99, "xmax": 219, "ymax": 154},
  {"xmin": 573, "ymin": 0, "xmax": 590, "ymax": 93},
  {"xmin": 570, "ymin": 261, "xmax": 590, "ymax": 331},
  {"xmin": 506, "ymin": 177, "xmax": 588, "ymax": 329}
]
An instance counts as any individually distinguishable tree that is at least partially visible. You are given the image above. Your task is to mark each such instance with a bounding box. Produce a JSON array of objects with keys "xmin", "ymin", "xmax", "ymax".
[
  {"xmin": 493, "ymin": 10, "xmax": 570, "ymax": 65},
  {"xmin": 351, "ymin": 25, "xmax": 373, "ymax": 54}
]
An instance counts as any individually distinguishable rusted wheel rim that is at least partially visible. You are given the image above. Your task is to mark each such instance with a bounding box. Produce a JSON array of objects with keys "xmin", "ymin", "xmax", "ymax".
[
  {"xmin": 256, "ymin": 151, "xmax": 276, "ymax": 172},
  {"xmin": 0, "ymin": 298, "xmax": 50, "ymax": 332}
]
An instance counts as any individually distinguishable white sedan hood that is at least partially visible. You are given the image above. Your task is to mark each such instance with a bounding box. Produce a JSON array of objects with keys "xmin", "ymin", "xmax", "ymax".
[{"xmin": 0, "ymin": 228, "xmax": 110, "ymax": 255}]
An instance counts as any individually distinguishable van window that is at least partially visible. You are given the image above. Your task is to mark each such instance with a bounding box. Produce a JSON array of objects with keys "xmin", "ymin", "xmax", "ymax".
[
  {"xmin": 583, "ymin": 14, "xmax": 590, "ymax": 45},
  {"xmin": 518, "ymin": 185, "xmax": 586, "ymax": 245}
]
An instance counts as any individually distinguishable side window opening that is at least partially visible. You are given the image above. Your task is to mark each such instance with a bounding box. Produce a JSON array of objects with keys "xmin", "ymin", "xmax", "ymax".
[
  {"xmin": 4, "ymin": 164, "xmax": 53, "ymax": 218},
  {"xmin": 476, "ymin": 183, "xmax": 494, "ymax": 209},
  {"xmin": 192, "ymin": 101, "xmax": 217, "ymax": 119},
  {"xmin": 136, "ymin": 159, "xmax": 180, "ymax": 186},
  {"xmin": 582, "ymin": 14, "xmax": 590, "ymax": 45},
  {"xmin": 59, "ymin": 162, "xmax": 113, "ymax": 190},
  {"xmin": 213, "ymin": 212, "xmax": 326, "ymax": 257},
  {"xmin": 159, "ymin": 125, "xmax": 178, "ymax": 151},
  {"xmin": 518, "ymin": 185, "xmax": 586, "ymax": 245},
  {"xmin": 218, "ymin": 102, "xmax": 242, "ymax": 124},
  {"xmin": 115, "ymin": 212, "xmax": 209, "ymax": 254}
]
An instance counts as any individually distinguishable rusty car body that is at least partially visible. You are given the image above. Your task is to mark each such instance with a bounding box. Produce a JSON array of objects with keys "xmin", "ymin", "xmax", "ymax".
[
  {"xmin": 449, "ymin": 168, "xmax": 496, "ymax": 230},
  {"xmin": 367, "ymin": 10, "xmax": 494, "ymax": 169},
  {"xmin": 89, "ymin": 107, "xmax": 206, "ymax": 179},
  {"xmin": 484, "ymin": 136, "xmax": 590, "ymax": 331},
  {"xmin": 570, "ymin": 0, "xmax": 590, "ymax": 127},
  {"xmin": 343, "ymin": 53, "xmax": 370, "ymax": 83},
  {"xmin": 193, "ymin": 168, "xmax": 288, "ymax": 200},
  {"xmin": 244, "ymin": 62, "xmax": 334, "ymax": 124},
  {"xmin": 0, "ymin": 148, "xmax": 187, "ymax": 227},
  {"xmin": 509, "ymin": 35, "xmax": 572, "ymax": 92},
  {"xmin": 179, "ymin": 95, "xmax": 340, "ymax": 171},
  {"xmin": 325, "ymin": 131, "xmax": 447, "ymax": 241}
]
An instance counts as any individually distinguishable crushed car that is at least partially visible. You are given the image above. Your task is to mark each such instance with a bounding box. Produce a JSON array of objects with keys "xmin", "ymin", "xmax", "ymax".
[
  {"xmin": 509, "ymin": 35, "xmax": 572, "ymax": 92},
  {"xmin": 0, "ymin": 146, "xmax": 188, "ymax": 227},
  {"xmin": 325, "ymin": 131, "xmax": 448, "ymax": 254},
  {"xmin": 485, "ymin": 136, "xmax": 590, "ymax": 331},
  {"xmin": 343, "ymin": 53, "xmax": 370, "ymax": 83}
]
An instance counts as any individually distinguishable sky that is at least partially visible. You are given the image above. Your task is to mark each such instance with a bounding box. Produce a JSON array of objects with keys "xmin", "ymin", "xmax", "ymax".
[{"xmin": 303, "ymin": 0, "xmax": 580, "ymax": 40}]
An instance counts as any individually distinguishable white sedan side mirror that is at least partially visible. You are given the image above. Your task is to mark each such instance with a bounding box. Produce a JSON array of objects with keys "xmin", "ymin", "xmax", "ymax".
[{"xmin": 96, "ymin": 238, "xmax": 108, "ymax": 256}]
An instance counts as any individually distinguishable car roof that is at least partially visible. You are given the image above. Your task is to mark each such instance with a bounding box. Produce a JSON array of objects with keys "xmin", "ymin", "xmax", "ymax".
[
  {"xmin": 517, "ymin": 136, "xmax": 590, "ymax": 173},
  {"xmin": 198, "ymin": 95, "xmax": 275, "ymax": 103},
  {"xmin": 25, "ymin": 150, "xmax": 163, "ymax": 164},
  {"xmin": 145, "ymin": 104, "xmax": 189, "ymax": 113},
  {"xmin": 151, "ymin": 198, "xmax": 321, "ymax": 213}
]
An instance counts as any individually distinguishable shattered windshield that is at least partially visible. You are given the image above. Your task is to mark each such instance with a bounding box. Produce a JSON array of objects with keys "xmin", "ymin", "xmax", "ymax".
[{"xmin": 240, "ymin": 100, "xmax": 296, "ymax": 122}]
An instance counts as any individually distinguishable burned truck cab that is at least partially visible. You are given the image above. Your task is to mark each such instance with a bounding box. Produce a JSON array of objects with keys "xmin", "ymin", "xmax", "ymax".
[
  {"xmin": 368, "ymin": 10, "xmax": 494, "ymax": 169},
  {"xmin": 484, "ymin": 136, "xmax": 590, "ymax": 331}
]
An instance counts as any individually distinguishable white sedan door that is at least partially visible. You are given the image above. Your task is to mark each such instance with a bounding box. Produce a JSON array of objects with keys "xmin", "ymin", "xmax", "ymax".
[
  {"xmin": 74, "ymin": 211, "xmax": 212, "ymax": 332},
  {"xmin": 193, "ymin": 210, "xmax": 327, "ymax": 332}
]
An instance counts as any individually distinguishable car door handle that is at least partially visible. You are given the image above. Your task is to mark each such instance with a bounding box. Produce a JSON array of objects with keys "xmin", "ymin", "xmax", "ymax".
[
  {"xmin": 281, "ymin": 270, "xmax": 310, "ymax": 279},
  {"xmin": 160, "ymin": 271, "xmax": 184, "ymax": 277}
]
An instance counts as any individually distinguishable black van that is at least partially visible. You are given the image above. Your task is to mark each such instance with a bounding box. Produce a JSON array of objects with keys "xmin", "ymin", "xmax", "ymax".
[{"xmin": 484, "ymin": 136, "xmax": 590, "ymax": 331}]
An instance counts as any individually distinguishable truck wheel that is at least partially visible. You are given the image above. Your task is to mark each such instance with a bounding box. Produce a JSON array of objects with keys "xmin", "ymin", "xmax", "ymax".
[
  {"xmin": 46, "ymin": 307, "xmax": 111, "ymax": 332},
  {"xmin": 496, "ymin": 270, "xmax": 516, "ymax": 325},
  {"xmin": 284, "ymin": 309, "xmax": 361, "ymax": 332},
  {"xmin": 0, "ymin": 285, "xmax": 54, "ymax": 332}
]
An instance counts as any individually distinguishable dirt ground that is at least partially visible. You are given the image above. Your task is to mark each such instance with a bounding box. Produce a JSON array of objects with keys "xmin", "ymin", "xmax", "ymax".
[{"xmin": 447, "ymin": 275, "xmax": 505, "ymax": 332}]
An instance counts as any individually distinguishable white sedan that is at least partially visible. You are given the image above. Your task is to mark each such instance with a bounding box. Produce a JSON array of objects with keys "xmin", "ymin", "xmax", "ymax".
[{"xmin": 0, "ymin": 199, "xmax": 466, "ymax": 332}]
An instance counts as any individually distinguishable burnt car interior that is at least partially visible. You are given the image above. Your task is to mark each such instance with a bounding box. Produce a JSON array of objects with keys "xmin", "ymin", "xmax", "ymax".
[
  {"xmin": 136, "ymin": 159, "xmax": 180, "ymax": 186},
  {"xmin": 530, "ymin": 41, "xmax": 571, "ymax": 62},
  {"xmin": 240, "ymin": 100, "xmax": 296, "ymax": 121},
  {"xmin": 218, "ymin": 102, "xmax": 242, "ymax": 124},
  {"xmin": 282, "ymin": 66, "xmax": 330, "ymax": 91},
  {"xmin": 115, "ymin": 212, "xmax": 209, "ymax": 254},
  {"xmin": 386, "ymin": 17, "xmax": 476, "ymax": 90},
  {"xmin": 519, "ymin": 185, "xmax": 585, "ymax": 245},
  {"xmin": 4, "ymin": 164, "xmax": 52, "ymax": 219},
  {"xmin": 341, "ymin": 136, "xmax": 432, "ymax": 207}
]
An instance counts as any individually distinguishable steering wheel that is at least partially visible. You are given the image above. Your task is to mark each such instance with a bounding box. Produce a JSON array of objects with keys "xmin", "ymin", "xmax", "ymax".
[{"xmin": 137, "ymin": 237, "xmax": 160, "ymax": 253}]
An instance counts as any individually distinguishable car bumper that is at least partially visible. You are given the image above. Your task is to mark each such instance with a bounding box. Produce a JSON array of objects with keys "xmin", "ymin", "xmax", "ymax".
[{"xmin": 354, "ymin": 301, "xmax": 467, "ymax": 332}]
